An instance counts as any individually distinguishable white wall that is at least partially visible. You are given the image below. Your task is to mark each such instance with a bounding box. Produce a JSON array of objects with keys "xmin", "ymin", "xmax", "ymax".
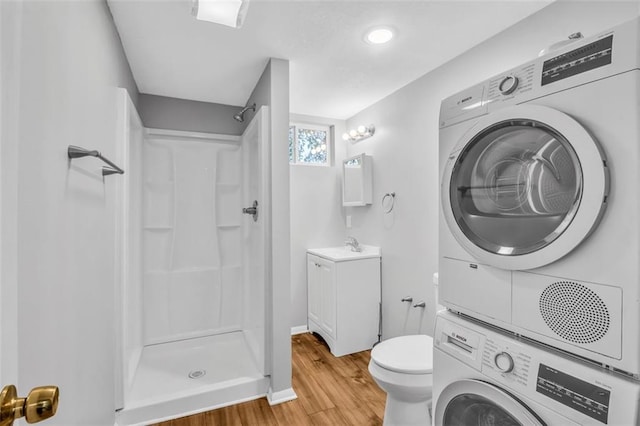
[
  {"xmin": 289, "ymin": 114, "xmax": 347, "ymax": 329},
  {"xmin": 2, "ymin": 1, "xmax": 139, "ymax": 425},
  {"xmin": 0, "ymin": 0, "xmax": 21, "ymax": 389},
  {"xmin": 344, "ymin": 1, "xmax": 640, "ymax": 340},
  {"xmin": 245, "ymin": 59, "xmax": 293, "ymax": 395}
]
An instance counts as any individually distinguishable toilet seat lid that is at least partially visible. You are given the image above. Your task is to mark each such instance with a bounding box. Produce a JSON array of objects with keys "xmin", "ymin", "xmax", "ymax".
[{"xmin": 371, "ymin": 335, "xmax": 434, "ymax": 374}]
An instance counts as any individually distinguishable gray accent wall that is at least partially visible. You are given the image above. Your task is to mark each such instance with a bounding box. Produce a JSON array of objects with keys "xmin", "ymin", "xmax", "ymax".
[{"xmin": 138, "ymin": 93, "xmax": 246, "ymax": 135}]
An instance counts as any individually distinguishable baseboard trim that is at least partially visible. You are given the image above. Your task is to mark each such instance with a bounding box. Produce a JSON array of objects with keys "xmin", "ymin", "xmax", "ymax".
[
  {"xmin": 290, "ymin": 325, "xmax": 308, "ymax": 335},
  {"xmin": 266, "ymin": 387, "xmax": 298, "ymax": 406}
]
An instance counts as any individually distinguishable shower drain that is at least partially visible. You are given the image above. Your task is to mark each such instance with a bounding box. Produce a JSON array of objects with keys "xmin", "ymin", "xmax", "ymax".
[{"xmin": 188, "ymin": 369, "xmax": 206, "ymax": 379}]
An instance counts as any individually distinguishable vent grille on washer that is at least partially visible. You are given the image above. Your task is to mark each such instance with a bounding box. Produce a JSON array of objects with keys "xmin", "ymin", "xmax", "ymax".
[{"xmin": 539, "ymin": 281, "xmax": 610, "ymax": 344}]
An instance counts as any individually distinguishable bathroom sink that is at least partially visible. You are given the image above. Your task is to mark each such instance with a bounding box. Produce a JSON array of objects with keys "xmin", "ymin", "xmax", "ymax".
[{"xmin": 307, "ymin": 245, "xmax": 381, "ymax": 262}]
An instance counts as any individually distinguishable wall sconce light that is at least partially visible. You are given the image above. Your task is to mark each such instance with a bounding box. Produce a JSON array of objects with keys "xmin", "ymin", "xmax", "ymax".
[
  {"xmin": 342, "ymin": 125, "xmax": 375, "ymax": 142},
  {"xmin": 191, "ymin": 0, "xmax": 250, "ymax": 28}
]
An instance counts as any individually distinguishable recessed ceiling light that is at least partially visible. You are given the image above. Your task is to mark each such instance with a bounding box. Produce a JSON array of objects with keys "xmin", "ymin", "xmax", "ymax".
[{"xmin": 365, "ymin": 27, "xmax": 394, "ymax": 45}]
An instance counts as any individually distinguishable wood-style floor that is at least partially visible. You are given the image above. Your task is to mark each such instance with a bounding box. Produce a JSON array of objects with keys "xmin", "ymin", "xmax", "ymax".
[{"xmin": 153, "ymin": 332, "xmax": 386, "ymax": 425}]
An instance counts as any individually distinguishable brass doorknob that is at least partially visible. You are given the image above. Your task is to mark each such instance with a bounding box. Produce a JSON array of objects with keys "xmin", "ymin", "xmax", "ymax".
[{"xmin": 0, "ymin": 385, "xmax": 59, "ymax": 426}]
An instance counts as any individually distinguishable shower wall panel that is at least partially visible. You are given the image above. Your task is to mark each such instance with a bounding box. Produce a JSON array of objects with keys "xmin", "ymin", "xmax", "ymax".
[
  {"xmin": 241, "ymin": 109, "xmax": 268, "ymax": 375},
  {"xmin": 142, "ymin": 135, "xmax": 243, "ymax": 345}
]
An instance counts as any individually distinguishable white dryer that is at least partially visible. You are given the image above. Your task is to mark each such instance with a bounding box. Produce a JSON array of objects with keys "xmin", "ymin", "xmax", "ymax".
[
  {"xmin": 439, "ymin": 17, "xmax": 640, "ymax": 377},
  {"xmin": 433, "ymin": 311, "xmax": 640, "ymax": 426}
]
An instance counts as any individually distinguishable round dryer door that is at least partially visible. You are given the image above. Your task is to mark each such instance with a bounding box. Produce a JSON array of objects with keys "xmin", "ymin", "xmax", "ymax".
[
  {"xmin": 441, "ymin": 104, "xmax": 608, "ymax": 270},
  {"xmin": 434, "ymin": 379, "xmax": 546, "ymax": 426}
]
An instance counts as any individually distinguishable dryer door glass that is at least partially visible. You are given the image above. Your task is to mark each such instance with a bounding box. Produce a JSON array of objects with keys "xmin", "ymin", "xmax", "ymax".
[{"xmin": 450, "ymin": 119, "xmax": 582, "ymax": 256}]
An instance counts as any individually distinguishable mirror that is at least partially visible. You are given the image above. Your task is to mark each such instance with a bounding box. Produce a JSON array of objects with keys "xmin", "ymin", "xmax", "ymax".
[{"xmin": 342, "ymin": 154, "xmax": 372, "ymax": 206}]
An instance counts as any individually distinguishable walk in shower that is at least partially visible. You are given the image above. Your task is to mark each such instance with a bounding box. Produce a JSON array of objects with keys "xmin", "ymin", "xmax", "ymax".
[{"xmin": 115, "ymin": 92, "xmax": 270, "ymax": 425}]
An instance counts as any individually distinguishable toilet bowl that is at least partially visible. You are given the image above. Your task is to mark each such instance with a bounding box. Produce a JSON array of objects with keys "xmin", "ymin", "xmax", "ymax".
[{"xmin": 368, "ymin": 335, "xmax": 434, "ymax": 426}]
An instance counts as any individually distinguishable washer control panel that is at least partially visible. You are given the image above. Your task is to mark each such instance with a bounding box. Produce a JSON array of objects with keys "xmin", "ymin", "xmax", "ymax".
[
  {"xmin": 536, "ymin": 363, "xmax": 610, "ymax": 424},
  {"xmin": 482, "ymin": 336, "xmax": 532, "ymax": 389},
  {"xmin": 494, "ymin": 351, "xmax": 515, "ymax": 373}
]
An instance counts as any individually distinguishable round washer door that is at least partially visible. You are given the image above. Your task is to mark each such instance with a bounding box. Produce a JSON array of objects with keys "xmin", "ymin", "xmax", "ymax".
[
  {"xmin": 434, "ymin": 379, "xmax": 546, "ymax": 426},
  {"xmin": 441, "ymin": 104, "xmax": 608, "ymax": 270}
]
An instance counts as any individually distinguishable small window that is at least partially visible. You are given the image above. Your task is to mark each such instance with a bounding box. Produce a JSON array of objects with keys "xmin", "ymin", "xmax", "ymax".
[{"xmin": 289, "ymin": 123, "xmax": 332, "ymax": 166}]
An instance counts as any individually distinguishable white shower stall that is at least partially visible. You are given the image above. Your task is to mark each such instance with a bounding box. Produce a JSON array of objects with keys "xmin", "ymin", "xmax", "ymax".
[{"xmin": 114, "ymin": 90, "xmax": 271, "ymax": 425}]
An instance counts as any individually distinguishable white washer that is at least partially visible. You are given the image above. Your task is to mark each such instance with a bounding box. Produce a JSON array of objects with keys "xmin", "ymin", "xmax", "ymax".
[
  {"xmin": 433, "ymin": 311, "xmax": 640, "ymax": 426},
  {"xmin": 439, "ymin": 17, "xmax": 640, "ymax": 377}
]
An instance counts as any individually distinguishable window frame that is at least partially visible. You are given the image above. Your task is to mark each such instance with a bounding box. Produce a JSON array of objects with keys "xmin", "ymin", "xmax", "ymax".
[{"xmin": 289, "ymin": 122, "xmax": 333, "ymax": 167}]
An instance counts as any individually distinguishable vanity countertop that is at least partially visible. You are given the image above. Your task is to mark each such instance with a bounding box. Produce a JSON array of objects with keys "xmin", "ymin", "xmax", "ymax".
[{"xmin": 307, "ymin": 245, "xmax": 381, "ymax": 262}]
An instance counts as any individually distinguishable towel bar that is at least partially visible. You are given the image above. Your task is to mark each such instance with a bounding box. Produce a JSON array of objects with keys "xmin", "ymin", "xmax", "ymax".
[{"xmin": 67, "ymin": 145, "xmax": 124, "ymax": 176}]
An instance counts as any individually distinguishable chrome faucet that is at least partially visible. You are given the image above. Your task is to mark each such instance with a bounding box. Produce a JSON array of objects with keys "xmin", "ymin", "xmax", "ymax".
[{"xmin": 345, "ymin": 236, "xmax": 362, "ymax": 252}]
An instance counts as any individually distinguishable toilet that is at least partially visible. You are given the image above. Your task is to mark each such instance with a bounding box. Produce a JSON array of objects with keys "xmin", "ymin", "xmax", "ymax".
[
  {"xmin": 369, "ymin": 272, "xmax": 442, "ymax": 425},
  {"xmin": 368, "ymin": 334, "xmax": 434, "ymax": 426}
]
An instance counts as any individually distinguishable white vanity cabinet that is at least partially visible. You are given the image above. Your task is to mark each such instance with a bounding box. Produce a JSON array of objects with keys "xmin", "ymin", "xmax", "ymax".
[
  {"xmin": 307, "ymin": 255, "xmax": 337, "ymax": 340},
  {"xmin": 306, "ymin": 246, "xmax": 381, "ymax": 357}
]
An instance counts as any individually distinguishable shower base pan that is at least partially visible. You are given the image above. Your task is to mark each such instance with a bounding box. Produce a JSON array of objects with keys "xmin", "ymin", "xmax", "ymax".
[{"xmin": 115, "ymin": 331, "xmax": 268, "ymax": 426}]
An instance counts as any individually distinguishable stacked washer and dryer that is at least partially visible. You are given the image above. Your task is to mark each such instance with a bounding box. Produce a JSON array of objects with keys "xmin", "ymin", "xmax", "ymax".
[{"xmin": 436, "ymin": 17, "xmax": 640, "ymax": 425}]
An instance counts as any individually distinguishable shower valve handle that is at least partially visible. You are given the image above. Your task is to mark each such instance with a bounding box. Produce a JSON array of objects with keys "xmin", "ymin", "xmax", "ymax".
[{"xmin": 242, "ymin": 200, "xmax": 258, "ymax": 222}]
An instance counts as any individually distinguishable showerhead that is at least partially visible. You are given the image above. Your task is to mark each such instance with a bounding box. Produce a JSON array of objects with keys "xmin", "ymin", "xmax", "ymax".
[{"xmin": 233, "ymin": 103, "xmax": 256, "ymax": 122}]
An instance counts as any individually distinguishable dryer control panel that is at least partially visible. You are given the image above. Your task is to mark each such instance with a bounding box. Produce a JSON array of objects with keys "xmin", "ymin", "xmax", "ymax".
[
  {"xmin": 487, "ymin": 63, "xmax": 536, "ymax": 104},
  {"xmin": 440, "ymin": 20, "xmax": 631, "ymax": 130},
  {"xmin": 541, "ymin": 35, "xmax": 613, "ymax": 86}
]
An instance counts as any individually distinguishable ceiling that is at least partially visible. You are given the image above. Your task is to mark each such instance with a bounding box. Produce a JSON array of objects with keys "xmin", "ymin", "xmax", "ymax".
[{"xmin": 108, "ymin": 0, "xmax": 553, "ymax": 119}]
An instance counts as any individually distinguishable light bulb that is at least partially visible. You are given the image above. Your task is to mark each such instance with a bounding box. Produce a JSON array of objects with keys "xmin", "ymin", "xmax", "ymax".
[
  {"xmin": 342, "ymin": 133, "xmax": 350, "ymax": 141},
  {"xmin": 357, "ymin": 125, "xmax": 367, "ymax": 135},
  {"xmin": 321, "ymin": 144, "xmax": 327, "ymax": 151},
  {"xmin": 311, "ymin": 148, "xmax": 317, "ymax": 155},
  {"xmin": 349, "ymin": 129, "xmax": 358, "ymax": 138},
  {"xmin": 193, "ymin": 0, "xmax": 249, "ymax": 29},
  {"xmin": 366, "ymin": 27, "xmax": 394, "ymax": 45}
]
